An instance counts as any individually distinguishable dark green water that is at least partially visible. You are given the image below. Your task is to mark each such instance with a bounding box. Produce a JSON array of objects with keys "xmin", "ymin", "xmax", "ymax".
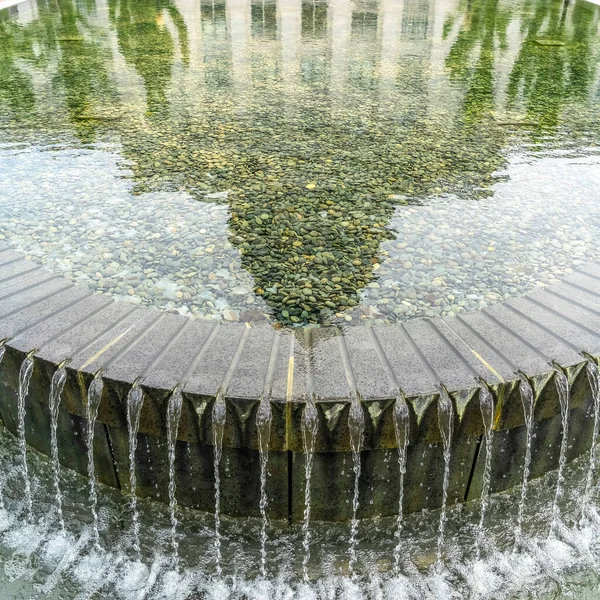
[{"xmin": 0, "ymin": 0, "xmax": 599, "ymax": 327}]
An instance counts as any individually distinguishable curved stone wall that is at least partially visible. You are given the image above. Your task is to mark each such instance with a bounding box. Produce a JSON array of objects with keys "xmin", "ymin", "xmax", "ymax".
[{"xmin": 0, "ymin": 241, "xmax": 599, "ymax": 521}]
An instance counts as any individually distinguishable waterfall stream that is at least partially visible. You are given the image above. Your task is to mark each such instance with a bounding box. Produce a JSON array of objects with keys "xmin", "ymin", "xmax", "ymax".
[
  {"xmin": 85, "ymin": 374, "xmax": 104, "ymax": 547},
  {"xmin": 584, "ymin": 360, "xmax": 600, "ymax": 522},
  {"xmin": 392, "ymin": 391, "xmax": 410, "ymax": 573},
  {"xmin": 515, "ymin": 377, "xmax": 535, "ymax": 547},
  {"xmin": 166, "ymin": 388, "xmax": 184, "ymax": 568},
  {"xmin": 212, "ymin": 391, "xmax": 226, "ymax": 577},
  {"xmin": 436, "ymin": 388, "xmax": 454, "ymax": 565},
  {"xmin": 549, "ymin": 368, "xmax": 570, "ymax": 536},
  {"xmin": 0, "ymin": 345, "xmax": 5, "ymax": 509},
  {"xmin": 126, "ymin": 384, "xmax": 145, "ymax": 557},
  {"xmin": 476, "ymin": 385, "xmax": 494, "ymax": 557},
  {"xmin": 49, "ymin": 366, "xmax": 67, "ymax": 532},
  {"xmin": 301, "ymin": 397, "xmax": 319, "ymax": 583},
  {"xmin": 17, "ymin": 355, "xmax": 35, "ymax": 520},
  {"xmin": 256, "ymin": 395, "xmax": 272, "ymax": 578},
  {"xmin": 347, "ymin": 394, "xmax": 365, "ymax": 578}
]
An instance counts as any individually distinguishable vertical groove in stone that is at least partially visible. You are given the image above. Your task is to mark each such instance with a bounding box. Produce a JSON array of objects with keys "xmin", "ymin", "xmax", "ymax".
[
  {"xmin": 6, "ymin": 291, "xmax": 95, "ymax": 344},
  {"xmin": 535, "ymin": 290, "xmax": 600, "ymax": 324},
  {"xmin": 367, "ymin": 327, "xmax": 400, "ymax": 391},
  {"xmin": 453, "ymin": 314, "xmax": 519, "ymax": 372},
  {"xmin": 400, "ymin": 323, "xmax": 440, "ymax": 386},
  {"xmin": 0, "ymin": 256, "xmax": 27, "ymax": 272},
  {"xmin": 220, "ymin": 324, "xmax": 252, "ymax": 394},
  {"xmin": 0, "ymin": 268, "xmax": 48, "ymax": 295},
  {"xmin": 13, "ymin": 297, "xmax": 113, "ymax": 348},
  {"xmin": 262, "ymin": 330, "xmax": 281, "ymax": 398},
  {"xmin": 181, "ymin": 323, "xmax": 220, "ymax": 390},
  {"xmin": 140, "ymin": 319, "xmax": 191, "ymax": 383},
  {"xmin": 427, "ymin": 319, "xmax": 480, "ymax": 379},
  {"xmin": 504, "ymin": 301, "xmax": 584, "ymax": 352},
  {"xmin": 481, "ymin": 309, "xmax": 552, "ymax": 363},
  {"xmin": 336, "ymin": 333, "xmax": 359, "ymax": 396},
  {"xmin": 99, "ymin": 313, "xmax": 166, "ymax": 373},
  {"xmin": 70, "ymin": 306, "xmax": 139, "ymax": 360},
  {"xmin": 553, "ymin": 281, "xmax": 600, "ymax": 305},
  {"xmin": 0, "ymin": 283, "xmax": 76, "ymax": 321}
]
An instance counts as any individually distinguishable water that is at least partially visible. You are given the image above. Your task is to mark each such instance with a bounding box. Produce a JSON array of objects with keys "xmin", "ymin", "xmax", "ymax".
[
  {"xmin": 211, "ymin": 391, "xmax": 226, "ymax": 577},
  {"xmin": 550, "ymin": 368, "xmax": 571, "ymax": 537},
  {"xmin": 436, "ymin": 388, "xmax": 454, "ymax": 565},
  {"xmin": 516, "ymin": 376, "xmax": 535, "ymax": 547},
  {"xmin": 17, "ymin": 354, "xmax": 34, "ymax": 520},
  {"xmin": 476, "ymin": 385, "xmax": 495, "ymax": 557},
  {"xmin": 256, "ymin": 395, "xmax": 272, "ymax": 579},
  {"xmin": 392, "ymin": 391, "xmax": 410, "ymax": 573},
  {"xmin": 1, "ymin": 0, "xmax": 600, "ymax": 328},
  {"xmin": 125, "ymin": 383, "xmax": 144, "ymax": 557},
  {"xmin": 166, "ymin": 388, "xmax": 183, "ymax": 568},
  {"xmin": 0, "ymin": 344, "xmax": 5, "ymax": 509},
  {"xmin": 49, "ymin": 366, "xmax": 67, "ymax": 533},
  {"xmin": 584, "ymin": 360, "xmax": 600, "ymax": 521},
  {"xmin": 301, "ymin": 396, "xmax": 319, "ymax": 583},
  {"xmin": 347, "ymin": 394, "xmax": 365, "ymax": 578},
  {"xmin": 2, "ymin": 410, "xmax": 600, "ymax": 597},
  {"xmin": 85, "ymin": 374, "xmax": 104, "ymax": 548}
]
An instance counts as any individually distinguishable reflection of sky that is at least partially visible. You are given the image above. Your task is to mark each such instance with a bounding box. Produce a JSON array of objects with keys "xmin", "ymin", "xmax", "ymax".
[{"xmin": 1, "ymin": 145, "xmax": 599, "ymax": 322}]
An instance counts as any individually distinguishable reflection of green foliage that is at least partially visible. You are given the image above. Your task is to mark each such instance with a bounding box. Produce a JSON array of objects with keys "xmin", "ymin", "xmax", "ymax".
[
  {"xmin": 0, "ymin": 22, "xmax": 36, "ymax": 119},
  {"xmin": 507, "ymin": 0, "xmax": 598, "ymax": 128},
  {"xmin": 109, "ymin": 0, "xmax": 189, "ymax": 116},
  {"xmin": 0, "ymin": 0, "xmax": 116, "ymax": 142},
  {"xmin": 1, "ymin": 0, "xmax": 599, "ymax": 325},
  {"xmin": 445, "ymin": 0, "xmax": 510, "ymax": 122}
]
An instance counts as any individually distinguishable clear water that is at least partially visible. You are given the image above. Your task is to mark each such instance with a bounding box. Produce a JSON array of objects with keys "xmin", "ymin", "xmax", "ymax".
[{"xmin": 0, "ymin": 0, "xmax": 599, "ymax": 327}]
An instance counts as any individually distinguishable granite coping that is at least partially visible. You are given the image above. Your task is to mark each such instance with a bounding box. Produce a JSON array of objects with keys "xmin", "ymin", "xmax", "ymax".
[{"xmin": 1, "ymin": 240, "xmax": 599, "ymax": 449}]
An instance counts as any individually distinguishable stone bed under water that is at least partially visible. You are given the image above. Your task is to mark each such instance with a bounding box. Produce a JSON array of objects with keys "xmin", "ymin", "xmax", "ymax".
[{"xmin": 1, "ymin": 0, "xmax": 600, "ymax": 327}]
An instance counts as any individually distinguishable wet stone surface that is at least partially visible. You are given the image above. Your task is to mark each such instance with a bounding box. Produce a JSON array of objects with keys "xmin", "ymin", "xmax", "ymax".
[{"xmin": 0, "ymin": 0, "xmax": 599, "ymax": 327}]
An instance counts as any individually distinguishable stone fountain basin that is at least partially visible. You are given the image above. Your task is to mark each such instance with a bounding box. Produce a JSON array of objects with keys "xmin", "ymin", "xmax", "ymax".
[{"xmin": 0, "ymin": 240, "xmax": 599, "ymax": 521}]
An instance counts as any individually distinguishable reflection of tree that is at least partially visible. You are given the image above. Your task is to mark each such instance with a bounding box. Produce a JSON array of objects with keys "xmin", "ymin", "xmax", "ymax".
[
  {"xmin": 55, "ymin": 0, "xmax": 117, "ymax": 140},
  {"xmin": 0, "ymin": 19, "xmax": 35, "ymax": 120},
  {"xmin": 2, "ymin": 0, "xmax": 600, "ymax": 326},
  {"xmin": 0, "ymin": 0, "xmax": 116, "ymax": 142},
  {"xmin": 108, "ymin": 0, "xmax": 189, "ymax": 116},
  {"xmin": 506, "ymin": 0, "xmax": 598, "ymax": 128},
  {"xmin": 445, "ymin": 0, "xmax": 510, "ymax": 122}
]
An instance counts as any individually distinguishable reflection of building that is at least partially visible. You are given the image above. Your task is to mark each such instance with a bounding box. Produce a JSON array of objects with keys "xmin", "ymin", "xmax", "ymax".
[
  {"xmin": 2, "ymin": 0, "xmax": 600, "ymax": 323},
  {"xmin": 226, "ymin": 0, "xmax": 252, "ymax": 94}
]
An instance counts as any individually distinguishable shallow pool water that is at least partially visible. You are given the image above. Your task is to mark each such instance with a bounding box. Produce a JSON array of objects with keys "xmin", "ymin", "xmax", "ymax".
[{"xmin": 1, "ymin": 0, "xmax": 599, "ymax": 326}]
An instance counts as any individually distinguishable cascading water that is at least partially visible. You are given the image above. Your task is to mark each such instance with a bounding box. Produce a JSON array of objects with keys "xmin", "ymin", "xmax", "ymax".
[
  {"xmin": 0, "ymin": 345, "xmax": 5, "ymax": 509},
  {"xmin": 475, "ymin": 385, "xmax": 494, "ymax": 557},
  {"xmin": 436, "ymin": 388, "xmax": 454, "ymax": 565},
  {"xmin": 17, "ymin": 354, "xmax": 35, "ymax": 520},
  {"xmin": 301, "ymin": 396, "xmax": 319, "ymax": 583},
  {"xmin": 584, "ymin": 360, "xmax": 600, "ymax": 522},
  {"xmin": 49, "ymin": 366, "xmax": 67, "ymax": 532},
  {"xmin": 256, "ymin": 395, "xmax": 272, "ymax": 578},
  {"xmin": 347, "ymin": 394, "xmax": 365, "ymax": 578},
  {"xmin": 549, "ymin": 368, "xmax": 570, "ymax": 537},
  {"xmin": 515, "ymin": 376, "xmax": 535, "ymax": 548},
  {"xmin": 126, "ymin": 384, "xmax": 145, "ymax": 557},
  {"xmin": 85, "ymin": 374, "xmax": 104, "ymax": 547},
  {"xmin": 212, "ymin": 391, "xmax": 226, "ymax": 578},
  {"xmin": 166, "ymin": 388, "xmax": 184, "ymax": 568},
  {"xmin": 392, "ymin": 391, "xmax": 410, "ymax": 573}
]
